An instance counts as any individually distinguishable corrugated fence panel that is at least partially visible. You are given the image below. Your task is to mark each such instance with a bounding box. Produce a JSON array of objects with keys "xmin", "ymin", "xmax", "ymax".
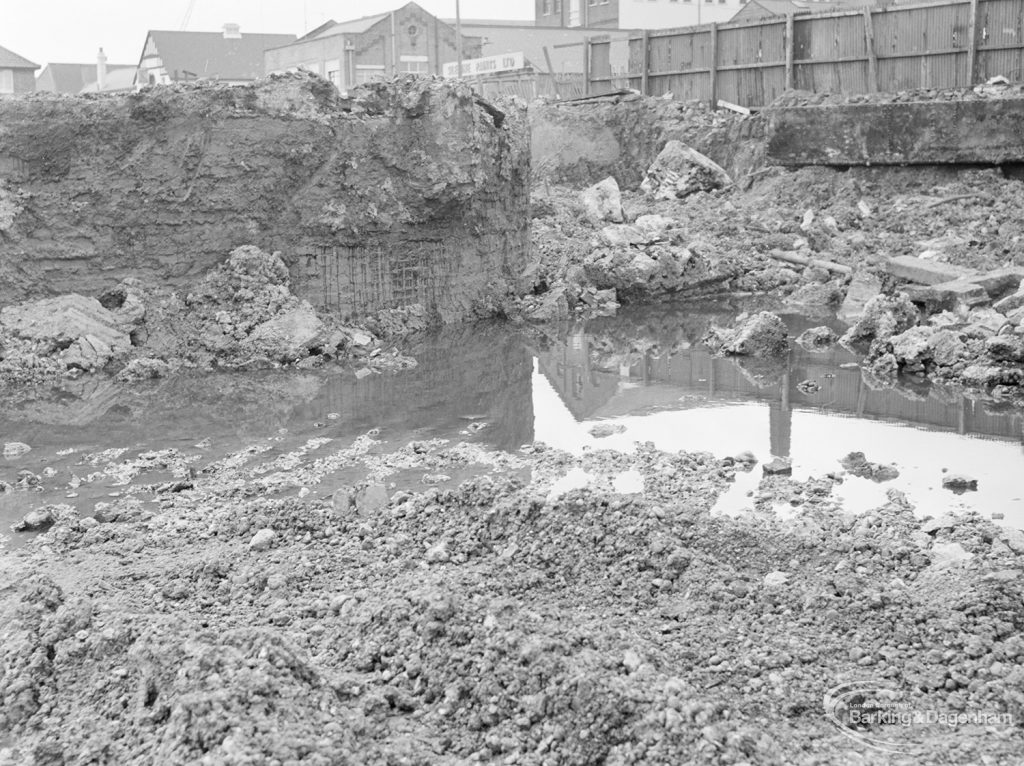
[
  {"xmin": 648, "ymin": 28, "xmax": 714, "ymax": 101},
  {"xmin": 603, "ymin": 0, "xmax": 1024, "ymax": 107},
  {"xmin": 979, "ymin": 0, "xmax": 1024, "ymax": 80},
  {"xmin": 716, "ymin": 19, "xmax": 788, "ymax": 105},
  {"xmin": 796, "ymin": 13, "xmax": 870, "ymax": 95}
]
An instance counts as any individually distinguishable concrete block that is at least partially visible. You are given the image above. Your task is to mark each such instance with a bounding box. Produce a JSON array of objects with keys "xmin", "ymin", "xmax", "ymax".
[
  {"xmin": 962, "ymin": 267, "xmax": 1024, "ymax": 297},
  {"xmin": 886, "ymin": 256, "xmax": 977, "ymax": 286},
  {"xmin": 904, "ymin": 281, "xmax": 989, "ymax": 312},
  {"xmin": 767, "ymin": 99, "xmax": 1024, "ymax": 166},
  {"xmin": 837, "ymin": 271, "xmax": 882, "ymax": 323}
]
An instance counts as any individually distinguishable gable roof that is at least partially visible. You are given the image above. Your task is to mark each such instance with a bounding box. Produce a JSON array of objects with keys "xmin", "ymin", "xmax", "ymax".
[
  {"xmin": 144, "ymin": 30, "xmax": 297, "ymax": 81},
  {"xmin": 79, "ymin": 67, "xmax": 140, "ymax": 93},
  {"xmin": 0, "ymin": 44, "xmax": 39, "ymax": 70},
  {"xmin": 37, "ymin": 62, "xmax": 134, "ymax": 93},
  {"xmin": 732, "ymin": 0, "xmax": 873, "ymax": 19},
  {"xmin": 299, "ymin": 2, "xmax": 441, "ymax": 42}
]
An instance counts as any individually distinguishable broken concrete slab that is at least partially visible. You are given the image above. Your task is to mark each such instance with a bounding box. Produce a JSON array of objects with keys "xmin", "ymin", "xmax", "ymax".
[
  {"xmin": 995, "ymin": 288, "xmax": 1024, "ymax": 314},
  {"xmin": 0, "ymin": 294, "xmax": 133, "ymax": 365},
  {"xmin": 837, "ymin": 272, "xmax": 882, "ymax": 323},
  {"xmin": 886, "ymin": 255, "xmax": 978, "ymax": 286},
  {"xmin": 640, "ymin": 141, "xmax": 732, "ymax": 200},
  {"xmin": 904, "ymin": 281, "xmax": 990, "ymax": 312},
  {"xmin": 767, "ymin": 99, "xmax": 1024, "ymax": 166},
  {"xmin": 963, "ymin": 266, "xmax": 1024, "ymax": 297}
]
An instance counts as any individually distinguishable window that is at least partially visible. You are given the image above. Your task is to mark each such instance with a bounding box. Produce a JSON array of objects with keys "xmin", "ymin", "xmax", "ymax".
[
  {"xmin": 355, "ymin": 65, "xmax": 385, "ymax": 84},
  {"xmin": 543, "ymin": 0, "xmax": 552, "ymax": 14},
  {"xmin": 555, "ymin": 0, "xmax": 562, "ymax": 10},
  {"xmin": 0, "ymin": 70, "xmax": 14, "ymax": 94},
  {"xmin": 400, "ymin": 55, "xmax": 429, "ymax": 74}
]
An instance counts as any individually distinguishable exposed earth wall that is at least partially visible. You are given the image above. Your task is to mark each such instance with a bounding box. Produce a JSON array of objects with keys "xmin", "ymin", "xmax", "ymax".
[{"xmin": 0, "ymin": 74, "xmax": 529, "ymax": 322}]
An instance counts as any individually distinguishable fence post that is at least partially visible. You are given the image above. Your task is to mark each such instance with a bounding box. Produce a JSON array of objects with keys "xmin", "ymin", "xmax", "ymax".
[
  {"xmin": 583, "ymin": 38, "xmax": 591, "ymax": 95},
  {"xmin": 966, "ymin": 0, "xmax": 980, "ymax": 84},
  {"xmin": 862, "ymin": 7, "xmax": 878, "ymax": 92},
  {"xmin": 709, "ymin": 22, "xmax": 719, "ymax": 109},
  {"xmin": 641, "ymin": 30, "xmax": 651, "ymax": 96},
  {"xmin": 785, "ymin": 14, "xmax": 795, "ymax": 90}
]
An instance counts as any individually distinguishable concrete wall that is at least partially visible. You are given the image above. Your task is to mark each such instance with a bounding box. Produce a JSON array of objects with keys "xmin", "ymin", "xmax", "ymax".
[
  {"xmin": 0, "ymin": 74, "xmax": 530, "ymax": 322},
  {"xmin": 766, "ymin": 99, "xmax": 1024, "ymax": 166}
]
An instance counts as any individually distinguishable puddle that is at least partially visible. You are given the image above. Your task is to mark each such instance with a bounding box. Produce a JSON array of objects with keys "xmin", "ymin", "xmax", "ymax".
[
  {"xmin": 2, "ymin": 303, "xmax": 1023, "ymax": 549},
  {"xmin": 530, "ymin": 302, "xmax": 1024, "ymax": 526}
]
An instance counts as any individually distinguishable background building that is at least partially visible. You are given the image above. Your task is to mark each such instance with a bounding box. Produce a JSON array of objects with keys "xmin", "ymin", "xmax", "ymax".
[
  {"xmin": 0, "ymin": 44, "xmax": 39, "ymax": 94},
  {"xmin": 265, "ymin": 3, "xmax": 480, "ymax": 88},
  {"xmin": 536, "ymin": 0, "xmax": 742, "ymax": 29},
  {"xmin": 37, "ymin": 52, "xmax": 136, "ymax": 94},
  {"xmin": 136, "ymin": 25, "xmax": 295, "ymax": 86}
]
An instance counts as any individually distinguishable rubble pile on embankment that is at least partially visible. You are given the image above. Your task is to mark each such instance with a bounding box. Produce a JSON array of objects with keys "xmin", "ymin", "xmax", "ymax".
[
  {"xmin": 0, "ymin": 246, "xmax": 414, "ymax": 387},
  {"xmin": 524, "ymin": 89, "xmax": 1024, "ymax": 400}
]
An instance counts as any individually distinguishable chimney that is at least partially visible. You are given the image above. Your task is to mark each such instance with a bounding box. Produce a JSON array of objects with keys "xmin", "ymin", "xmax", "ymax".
[
  {"xmin": 222, "ymin": 23, "xmax": 242, "ymax": 39},
  {"xmin": 97, "ymin": 47, "xmax": 108, "ymax": 90}
]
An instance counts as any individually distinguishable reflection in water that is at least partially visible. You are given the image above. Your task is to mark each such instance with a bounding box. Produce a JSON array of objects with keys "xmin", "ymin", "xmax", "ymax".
[
  {"xmin": 530, "ymin": 303, "xmax": 1024, "ymax": 526},
  {"xmin": 2, "ymin": 303, "xmax": 1024, "ymax": 543},
  {"xmin": 0, "ymin": 323, "xmax": 534, "ymax": 540}
]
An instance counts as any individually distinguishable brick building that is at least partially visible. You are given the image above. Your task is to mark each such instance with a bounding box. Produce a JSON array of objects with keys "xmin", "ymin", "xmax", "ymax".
[
  {"xmin": 536, "ymin": 0, "xmax": 744, "ymax": 29},
  {"xmin": 0, "ymin": 44, "xmax": 39, "ymax": 95},
  {"xmin": 265, "ymin": 2, "xmax": 481, "ymax": 89}
]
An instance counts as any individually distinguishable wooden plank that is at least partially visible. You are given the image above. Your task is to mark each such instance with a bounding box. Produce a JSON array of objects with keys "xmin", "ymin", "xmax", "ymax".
[
  {"xmin": 863, "ymin": 7, "xmax": 878, "ymax": 92},
  {"xmin": 785, "ymin": 13, "xmax": 795, "ymax": 89},
  {"xmin": 709, "ymin": 23, "xmax": 719, "ymax": 109},
  {"xmin": 543, "ymin": 45, "xmax": 555, "ymax": 75},
  {"xmin": 641, "ymin": 29, "xmax": 650, "ymax": 95},
  {"xmin": 966, "ymin": 0, "xmax": 980, "ymax": 84}
]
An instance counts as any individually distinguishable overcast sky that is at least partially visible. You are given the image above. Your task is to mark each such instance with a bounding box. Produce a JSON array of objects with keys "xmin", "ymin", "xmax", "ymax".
[{"xmin": 5, "ymin": 0, "xmax": 534, "ymax": 68}]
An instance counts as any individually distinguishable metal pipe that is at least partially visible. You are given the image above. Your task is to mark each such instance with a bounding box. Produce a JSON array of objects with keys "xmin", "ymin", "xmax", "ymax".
[
  {"xmin": 390, "ymin": 11, "xmax": 397, "ymax": 76},
  {"xmin": 456, "ymin": 0, "xmax": 463, "ymax": 77}
]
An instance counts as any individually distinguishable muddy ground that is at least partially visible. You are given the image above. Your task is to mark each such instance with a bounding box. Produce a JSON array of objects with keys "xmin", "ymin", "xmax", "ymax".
[
  {"xmin": 2, "ymin": 432, "xmax": 1024, "ymax": 765},
  {"xmin": 3, "ymin": 87, "xmax": 1024, "ymax": 764}
]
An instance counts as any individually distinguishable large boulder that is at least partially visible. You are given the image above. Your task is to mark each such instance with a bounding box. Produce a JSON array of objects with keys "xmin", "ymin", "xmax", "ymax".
[
  {"xmin": 711, "ymin": 311, "xmax": 789, "ymax": 357},
  {"xmin": 841, "ymin": 293, "xmax": 919, "ymax": 345},
  {"xmin": 244, "ymin": 301, "xmax": 326, "ymax": 362},
  {"xmin": 784, "ymin": 281, "xmax": 844, "ymax": 309},
  {"xmin": 795, "ymin": 326, "xmax": 838, "ymax": 350},
  {"xmin": 640, "ymin": 141, "xmax": 732, "ymax": 200},
  {"xmin": 0, "ymin": 293, "xmax": 132, "ymax": 370},
  {"xmin": 599, "ymin": 215, "xmax": 674, "ymax": 247},
  {"xmin": 580, "ymin": 177, "xmax": 624, "ymax": 224}
]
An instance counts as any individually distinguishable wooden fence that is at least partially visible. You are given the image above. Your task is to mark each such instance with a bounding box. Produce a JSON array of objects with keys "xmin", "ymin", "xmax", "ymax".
[
  {"xmin": 586, "ymin": 0, "xmax": 1024, "ymax": 108},
  {"xmin": 471, "ymin": 72, "xmax": 586, "ymax": 101}
]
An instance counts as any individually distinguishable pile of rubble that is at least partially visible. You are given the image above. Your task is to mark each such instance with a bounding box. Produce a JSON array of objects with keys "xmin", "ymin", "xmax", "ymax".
[{"xmin": 0, "ymin": 246, "xmax": 412, "ymax": 387}]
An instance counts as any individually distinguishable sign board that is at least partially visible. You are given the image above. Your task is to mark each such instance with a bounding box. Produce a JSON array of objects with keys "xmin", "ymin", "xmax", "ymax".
[{"xmin": 443, "ymin": 52, "xmax": 525, "ymax": 78}]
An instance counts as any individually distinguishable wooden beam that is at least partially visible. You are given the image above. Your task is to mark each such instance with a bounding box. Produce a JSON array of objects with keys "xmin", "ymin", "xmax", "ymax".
[
  {"xmin": 966, "ymin": 0, "xmax": 980, "ymax": 84},
  {"xmin": 543, "ymin": 45, "xmax": 555, "ymax": 76},
  {"xmin": 863, "ymin": 7, "xmax": 878, "ymax": 92},
  {"xmin": 641, "ymin": 30, "xmax": 651, "ymax": 96},
  {"xmin": 786, "ymin": 14, "xmax": 794, "ymax": 89},
  {"xmin": 709, "ymin": 22, "xmax": 719, "ymax": 109}
]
